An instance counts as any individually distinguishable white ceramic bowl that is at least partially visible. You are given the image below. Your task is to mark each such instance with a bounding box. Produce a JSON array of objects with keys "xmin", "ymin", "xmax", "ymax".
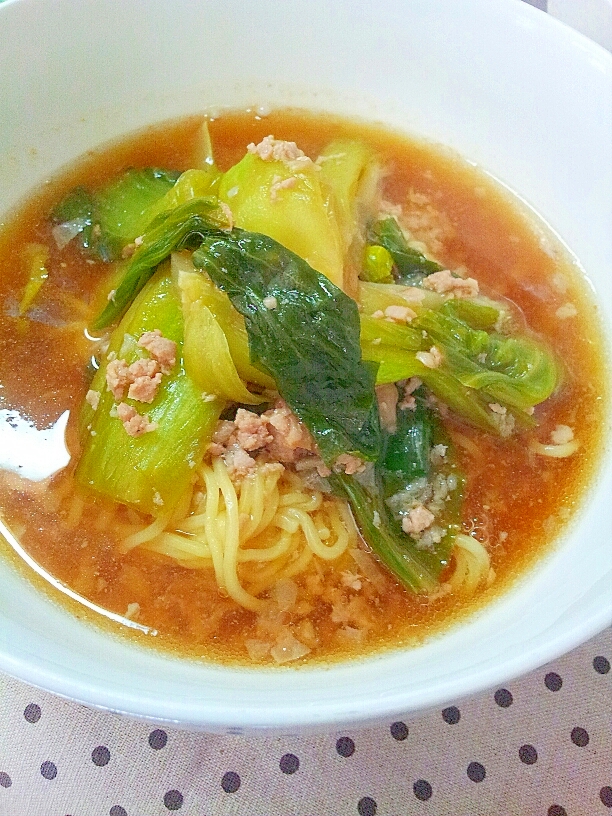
[{"xmin": 0, "ymin": 0, "xmax": 611, "ymax": 734}]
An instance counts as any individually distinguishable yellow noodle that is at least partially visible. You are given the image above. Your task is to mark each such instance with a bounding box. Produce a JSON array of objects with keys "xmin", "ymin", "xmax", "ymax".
[
  {"xmin": 202, "ymin": 465, "xmax": 226, "ymax": 590},
  {"xmin": 122, "ymin": 456, "xmax": 354, "ymax": 612},
  {"xmin": 120, "ymin": 511, "xmax": 172, "ymax": 553},
  {"xmin": 447, "ymin": 533, "xmax": 491, "ymax": 595},
  {"xmin": 213, "ymin": 458, "xmax": 265, "ymax": 612},
  {"xmin": 143, "ymin": 531, "xmax": 212, "ymax": 560},
  {"xmin": 529, "ymin": 439, "xmax": 579, "ymax": 458}
]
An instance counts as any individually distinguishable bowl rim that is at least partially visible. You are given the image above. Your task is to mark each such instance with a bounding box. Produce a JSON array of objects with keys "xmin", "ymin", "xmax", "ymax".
[{"xmin": 0, "ymin": 0, "xmax": 611, "ymax": 732}]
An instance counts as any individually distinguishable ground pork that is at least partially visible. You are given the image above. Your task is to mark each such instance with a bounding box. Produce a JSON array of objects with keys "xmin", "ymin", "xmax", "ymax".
[
  {"xmin": 126, "ymin": 358, "xmax": 162, "ymax": 403},
  {"xmin": 422, "ymin": 268, "xmax": 479, "ymax": 298},
  {"xmin": 333, "ymin": 453, "xmax": 366, "ymax": 475},
  {"xmin": 209, "ymin": 400, "xmax": 320, "ymax": 479},
  {"xmin": 105, "ymin": 359, "xmax": 132, "ymax": 401},
  {"xmin": 415, "ymin": 346, "xmax": 443, "ymax": 369},
  {"xmin": 402, "ymin": 504, "xmax": 435, "ymax": 535},
  {"xmin": 116, "ymin": 403, "xmax": 158, "ymax": 437},
  {"xmin": 247, "ymin": 135, "xmax": 316, "ymax": 172},
  {"xmin": 137, "ymin": 329, "xmax": 176, "ymax": 375}
]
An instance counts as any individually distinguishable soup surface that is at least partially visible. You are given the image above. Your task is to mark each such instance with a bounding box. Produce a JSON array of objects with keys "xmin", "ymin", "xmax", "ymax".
[{"xmin": 0, "ymin": 110, "xmax": 607, "ymax": 666}]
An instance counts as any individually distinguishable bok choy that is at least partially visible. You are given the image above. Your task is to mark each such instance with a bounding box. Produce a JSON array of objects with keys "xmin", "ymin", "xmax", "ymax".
[{"xmin": 76, "ymin": 269, "xmax": 223, "ymax": 516}]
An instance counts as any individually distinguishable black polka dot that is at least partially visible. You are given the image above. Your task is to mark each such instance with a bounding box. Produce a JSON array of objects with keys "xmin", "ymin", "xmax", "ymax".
[
  {"xmin": 544, "ymin": 672, "xmax": 563, "ymax": 692},
  {"xmin": 148, "ymin": 729, "xmax": 168, "ymax": 750},
  {"xmin": 221, "ymin": 771, "xmax": 240, "ymax": 793},
  {"xmin": 547, "ymin": 806, "xmax": 567, "ymax": 816},
  {"xmin": 23, "ymin": 703, "xmax": 41, "ymax": 723},
  {"xmin": 110, "ymin": 807, "xmax": 128, "ymax": 816},
  {"xmin": 600, "ymin": 786, "xmax": 612, "ymax": 807},
  {"xmin": 40, "ymin": 761, "xmax": 57, "ymax": 780},
  {"xmin": 336, "ymin": 737, "xmax": 355, "ymax": 757},
  {"xmin": 0, "ymin": 772, "xmax": 12, "ymax": 788},
  {"xmin": 518, "ymin": 744, "xmax": 538, "ymax": 765},
  {"xmin": 570, "ymin": 727, "xmax": 589, "ymax": 747},
  {"xmin": 163, "ymin": 790, "xmax": 183, "ymax": 811},
  {"xmin": 467, "ymin": 762, "xmax": 486, "ymax": 783},
  {"xmin": 593, "ymin": 655, "xmax": 610, "ymax": 675},
  {"xmin": 494, "ymin": 688, "xmax": 513, "ymax": 707},
  {"xmin": 413, "ymin": 779, "xmax": 432, "ymax": 801},
  {"xmin": 390, "ymin": 721, "xmax": 409, "ymax": 741},
  {"xmin": 441, "ymin": 706, "xmax": 460, "ymax": 724},
  {"xmin": 279, "ymin": 753, "xmax": 299, "ymax": 774},
  {"xmin": 357, "ymin": 796, "xmax": 377, "ymax": 816},
  {"xmin": 92, "ymin": 745, "xmax": 111, "ymax": 766}
]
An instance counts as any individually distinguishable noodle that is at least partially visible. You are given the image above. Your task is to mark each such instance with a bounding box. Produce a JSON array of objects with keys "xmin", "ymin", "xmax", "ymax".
[
  {"xmin": 446, "ymin": 533, "xmax": 492, "ymax": 595},
  {"xmin": 129, "ymin": 457, "xmax": 356, "ymax": 612}
]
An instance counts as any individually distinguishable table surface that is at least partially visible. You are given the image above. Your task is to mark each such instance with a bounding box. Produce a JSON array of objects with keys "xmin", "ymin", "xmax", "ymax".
[{"xmin": 1, "ymin": 1, "xmax": 611, "ymax": 815}]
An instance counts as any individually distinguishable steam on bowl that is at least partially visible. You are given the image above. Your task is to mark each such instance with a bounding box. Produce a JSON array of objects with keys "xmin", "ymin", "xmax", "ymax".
[{"xmin": 0, "ymin": 0, "xmax": 610, "ymax": 733}]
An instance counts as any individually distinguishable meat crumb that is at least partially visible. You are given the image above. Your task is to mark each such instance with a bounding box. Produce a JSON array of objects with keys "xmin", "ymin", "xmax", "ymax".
[
  {"xmin": 106, "ymin": 358, "xmax": 132, "ymax": 401},
  {"xmin": 270, "ymin": 174, "xmax": 298, "ymax": 201},
  {"xmin": 247, "ymin": 135, "xmax": 316, "ymax": 172},
  {"xmin": 399, "ymin": 377, "xmax": 422, "ymax": 410},
  {"xmin": 402, "ymin": 504, "xmax": 435, "ymax": 535},
  {"xmin": 384, "ymin": 304, "xmax": 417, "ymax": 323},
  {"xmin": 137, "ymin": 329, "xmax": 177, "ymax": 375},
  {"xmin": 550, "ymin": 424, "xmax": 574, "ymax": 445},
  {"xmin": 333, "ymin": 453, "xmax": 366, "ymax": 475},
  {"xmin": 422, "ymin": 268, "xmax": 479, "ymax": 298},
  {"xmin": 415, "ymin": 346, "xmax": 443, "ymax": 369},
  {"xmin": 233, "ymin": 408, "xmax": 274, "ymax": 452},
  {"xmin": 341, "ymin": 571, "xmax": 363, "ymax": 591},
  {"xmin": 489, "ymin": 403, "xmax": 515, "ymax": 437},
  {"xmin": 219, "ymin": 201, "xmax": 234, "ymax": 230},
  {"xmin": 116, "ymin": 403, "xmax": 158, "ymax": 437},
  {"xmin": 85, "ymin": 389, "xmax": 100, "ymax": 411},
  {"xmin": 263, "ymin": 295, "xmax": 278, "ymax": 310},
  {"xmin": 126, "ymin": 358, "xmax": 162, "ymax": 403}
]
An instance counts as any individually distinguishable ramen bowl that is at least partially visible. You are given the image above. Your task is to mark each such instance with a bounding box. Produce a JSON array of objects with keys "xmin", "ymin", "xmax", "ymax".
[{"xmin": 0, "ymin": 0, "xmax": 610, "ymax": 733}]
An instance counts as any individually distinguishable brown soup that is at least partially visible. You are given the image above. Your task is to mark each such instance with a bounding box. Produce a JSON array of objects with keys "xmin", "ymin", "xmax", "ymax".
[{"xmin": 0, "ymin": 110, "xmax": 607, "ymax": 665}]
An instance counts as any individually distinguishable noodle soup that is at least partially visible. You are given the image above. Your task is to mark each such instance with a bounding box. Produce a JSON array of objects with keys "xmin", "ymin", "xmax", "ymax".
[{"xmin": 0, "ymin": 111, "xmax": 607, "ymax": 666}]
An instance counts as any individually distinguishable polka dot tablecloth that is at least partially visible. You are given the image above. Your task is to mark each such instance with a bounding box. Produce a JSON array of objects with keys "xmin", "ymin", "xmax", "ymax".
[
  {"xmin": 1, "ymin": 2, "xmax": 611, "ymax": 815},
  {"xmin": 0, "ymin": 627, "xmax": 610, "ymax": 815}
]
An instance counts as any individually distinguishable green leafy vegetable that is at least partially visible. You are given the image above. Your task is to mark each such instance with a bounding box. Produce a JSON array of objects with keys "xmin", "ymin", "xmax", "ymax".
[
  {"xmin": 362, "ymin": 244, "xmax": 394, "ymax": 283},
  {"xmin": 192, "ymin": 230, "xmax": 381, "ymax": 464},
  {"xmin": 51, "ymin": 170, "xmax": 180, "ymax": 262},
  {"xmin": 329, "ymin": 473, "xmax": 440, "ymax": 593},
  {"xmin": 76, "ymin": 269, "xmax": 222, "ymax": 516},
  {"xmin": 50, "ymin": 186, "xmax": 95, "ymax": 251},
  {"xmin": 317, "ymin": 139, "xmax": 381, "ymax": 254},
  {"xmin": 93, "ymin": 168, "xmax": 181, "ymax": 261},
  {"xmin": 19, "ymin": 243, "xmax": 49, "ymax": 315},
  {"xmin": 331, "ymin": 387, "xmax": 460, "ymax": 593},
  {"xmin": 417, "ymin": 301, "xmax": 560, "ymax": 411},
  {"xmin": 218, "ymin": 145, "xmax": 345, "ymax": 288},
  {"xmin": 378, "ymin": 387, "xmax": 433, "ymax": 497},
  {"xmin": 91, "ymin": 198, "xmax": 230, "ymax": 331},
  {"xmin": 176, "ymin": 264, "xmax": 266, "ymax": 404},
  {"xmin": 171, "ymin": 252, "xmax": 275, "ymax": 390},
  {"xmin": 367, "ymin": 217, "xmax": 442, "ymax": 284}
]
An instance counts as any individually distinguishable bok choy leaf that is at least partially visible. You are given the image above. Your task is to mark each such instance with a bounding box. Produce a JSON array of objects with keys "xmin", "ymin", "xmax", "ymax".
[
  {"xmin": 367, "ymin": 217, "xmax": 442, "ymax": 284},
  {"xmin": 192, "ymin": 230, "xmax": 381, "ymax": 465},
  {"xmin": 91, "ymin": 198, "xmax": 230, "ymax": 330},
  {"xmin": 77, "ymin": 269, "xmax": 223, "ymax": 516}
]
